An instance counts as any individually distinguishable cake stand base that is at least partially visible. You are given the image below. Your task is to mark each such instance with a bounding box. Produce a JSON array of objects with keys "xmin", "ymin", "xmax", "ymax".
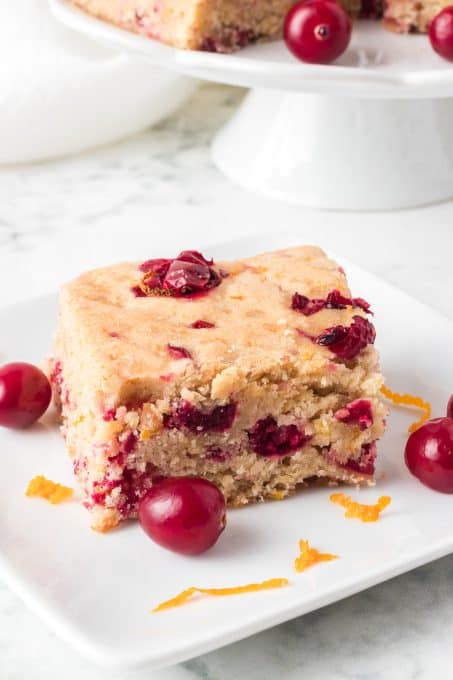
[{"xmin": 212, "ymin": 89, "xmax": 453, "ymax": 210}]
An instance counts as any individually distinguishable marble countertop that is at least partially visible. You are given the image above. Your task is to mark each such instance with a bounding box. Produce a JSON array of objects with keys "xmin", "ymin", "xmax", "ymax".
[{"xmin": 1, "ymin": 83, "xmax": 453, "ymax": 680}]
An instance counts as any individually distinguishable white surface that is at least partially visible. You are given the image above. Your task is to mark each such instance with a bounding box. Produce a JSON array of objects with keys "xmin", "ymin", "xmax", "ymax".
[
  {"xmin": 212, "ymin": 90, "xmax": 453, "ymax": 209},
  {"xmin": 0, "ymin": 0, "xmax": 195, "ymax": 164},
  {"xmin": 1, "ymin": 232, "xmax": 453, "ymax": 671},
  {"xmin": 51, "ymin": 0, "xmax": 453, "ymax": 97},
  {"xmin": 49, "ymin": 0, "xmax": 453, "ymax": 209},
  {"xmin": 1, "ymin": 84, "xmax": 453, "ymax": 680}
]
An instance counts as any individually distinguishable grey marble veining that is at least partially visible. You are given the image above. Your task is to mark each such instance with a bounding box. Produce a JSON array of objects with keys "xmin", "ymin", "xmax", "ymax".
[
  {"xmin": 0, "ymin": 85, "xmax": 244, "ymax": 255},
  {"xmin": 1, "ymin": 82, "xmax": 453, "ymax": 680}
]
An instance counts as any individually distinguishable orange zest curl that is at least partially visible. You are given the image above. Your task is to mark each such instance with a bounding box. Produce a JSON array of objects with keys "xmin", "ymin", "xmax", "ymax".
[
  {"xmin": 294, "ymin": 539, "xmax": 338, "ymax": 573},
  {"xmin": 380, "ymin": 384, "xmax": 431, "ymax": 433},
  {"xmin": 330, "ymin": 492, "xmax": 391, "ymax": 522},
  {"xmin": 152, "ymin": 578, "xmax": 289, "ymax": 613},
  {"xmin": 25, "ymin": 475, "xmax": 73, "ymax": 505}
]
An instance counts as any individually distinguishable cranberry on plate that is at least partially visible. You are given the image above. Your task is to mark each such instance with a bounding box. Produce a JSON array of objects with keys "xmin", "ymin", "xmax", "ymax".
[
  {"xmin": 405, "ymin": 417, "xmax": 453, "ymax": 493},
  {"xmin": 138, "ymin": 476, "xmax": 226, "ymax": 555},
  {"xmin": 429, "ymin": 7, "xmax": 453, "ymax": 62},
  {"xmin": 283, "ymin": 0, "xmax": 352, "ymax": 64},
  {"xmin": 0, "ymin": 362, "xmax": 52, "ymax": 429}
]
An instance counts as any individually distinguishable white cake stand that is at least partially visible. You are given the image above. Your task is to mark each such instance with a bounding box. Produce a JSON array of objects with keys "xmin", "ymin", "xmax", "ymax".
[{"xmin": 51, "ymin": 0, "xmax": 453, "ymax": 210}]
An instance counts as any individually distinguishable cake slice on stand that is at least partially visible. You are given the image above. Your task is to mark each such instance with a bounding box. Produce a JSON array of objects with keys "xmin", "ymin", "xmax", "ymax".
[{"xmin": 70, "ymin": 0, "xmax": 362, "ymax": 52}]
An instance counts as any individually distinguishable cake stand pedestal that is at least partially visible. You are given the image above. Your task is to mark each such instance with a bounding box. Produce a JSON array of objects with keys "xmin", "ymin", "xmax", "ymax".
[
  {"xmin": 212, "ymin": 91, "xmax": 453, "ymax": 209},
  {"xmin": 50, "ymin": 0, "xmax": 453, "ymax": 210}
]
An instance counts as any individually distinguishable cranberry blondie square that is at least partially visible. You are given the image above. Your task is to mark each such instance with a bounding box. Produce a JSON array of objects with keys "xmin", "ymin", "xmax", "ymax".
[{"xmin": 49, "ymin": 246, "xmax": 386, "ymax": 531}]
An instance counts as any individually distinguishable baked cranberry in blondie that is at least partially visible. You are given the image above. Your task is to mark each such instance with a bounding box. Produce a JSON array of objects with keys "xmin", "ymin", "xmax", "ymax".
[{"xmin": 49, "ymin": 246, "xmax": 386, "ymax": 531}]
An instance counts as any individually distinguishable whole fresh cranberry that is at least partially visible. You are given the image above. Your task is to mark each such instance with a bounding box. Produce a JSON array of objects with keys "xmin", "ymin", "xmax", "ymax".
[
  {"xmin": 447, "ymin": 394, "xmax": 453, "ymax": 419},
  {"xmin": 283, "ymin": 0, "xmax": 352, "ymax": 64},
  {"xmin": 138, "ymin": 476, "xmax": 226, "ymax": 555},
  {"xmin": 405, "ymin": 418, "xmax": 453, "ymax": 493},
  {"xmin": 429, "ymin": 7, "xmax": 453, "ymax": 61},
  {"xmin": 0, "ymin": 362, "xmax": 52, "ymax": 428}
]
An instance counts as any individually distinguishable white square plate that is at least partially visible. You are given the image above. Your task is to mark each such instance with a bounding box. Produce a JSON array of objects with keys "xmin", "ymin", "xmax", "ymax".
[{"xmin": 1, "ymin": 234, "xmax": 452, "ymax": 671}]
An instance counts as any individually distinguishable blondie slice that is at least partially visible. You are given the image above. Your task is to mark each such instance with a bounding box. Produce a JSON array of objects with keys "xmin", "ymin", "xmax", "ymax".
[
  {"xmin": 70, "ymin": 0, "xmax": 362, "ymax": 52},
  {"xmin": 383, "ymin": 0, "xmax": 447, "ymax": 32},
  {"xmin": 50, "ymin": 246, "xmax": 386, "ymax": 531}
]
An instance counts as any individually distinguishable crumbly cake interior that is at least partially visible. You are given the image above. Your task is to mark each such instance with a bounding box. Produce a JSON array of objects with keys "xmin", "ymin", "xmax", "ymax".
[
  {"xmin": 50, "ymin": 246, "xmax": 386, "ymax": 531},
  {"xmin": 70, "ymin": 0, "xmax": 362, "ymax": 52},
  {"xmin": 383, "ymin": 0, "xmax": 449, "ymax": 32}
]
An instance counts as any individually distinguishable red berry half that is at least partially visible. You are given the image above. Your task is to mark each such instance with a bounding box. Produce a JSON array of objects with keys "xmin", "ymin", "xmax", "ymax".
[
  {"xmin": 0, "ymin": 362, "xmax": 52, "ymax": 429},
  {"xmin": 284, "ymin": 0, "xmax": 352, "ymax": 64},
  {"xmin": 405, "ymin": 418, "xmax": 453, "ymax": 493},
  {"xmin": 447, "ymin": 395, "xmax": 453, "ymax": 419},
  {"xmin": 429, "ymin": 7, "xmax": 453, "ymax": 61},
  {"xmin": 138, "ymin": 476, "xmax": 226, "ymax": 555}
]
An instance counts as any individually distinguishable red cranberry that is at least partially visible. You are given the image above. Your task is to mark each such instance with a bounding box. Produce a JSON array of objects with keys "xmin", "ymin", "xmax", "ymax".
[
  {"xmin": 163, "ymin": 259, "xmax": 210, "ymax": 293},
  {"xmin": 163, "ymin": 400, "xmax": 237, "ymax": 433},
  {"xmin": 248, "ymin": 416, "xmax": 311, "ymax": 457},
  {"xmin": 335, "ymin": 399, "xmax": 373, "ymax": 430},
  {"xmin": 316, "ymin": 315, "xmax": 375, "ymax": 360},
  {"xmin": 291, "ymin": 290, "xmax": 372, "ymax": 316},
  {"xmin": 291, "ymin": 293, "xmax": 325, "ymax": 316},
  {"xmin": 447, "ymin": 395, "xmax": 453, "ymax": 419},
  {"xmin": 191, "ymin": 320, "xmax": 215, "ymax": 329},
  {"xmin": 176, "ymin": 250, "xmax": 213, "ymax": 266},
  {"xmin": 326, "ymin": 290, "xmax": 372, "ymax": 314},
  {"xmin": 167, "ymin": 344, "xmax": 192, "ymax": 360},
  {"xmin": 429, "ymin": 7, "xmax": 453, "ymax": 61},
  {"xmin": 139, "ymin": 258, "xmax": 172, "ymax": 275},
  {"xmin": 0, "ymin": 362, "xmax": 52, "ymax": 429},
  {"xmin": 283, "ymin": 0, "xmax": 352, "ymax": 64},
  {"xmin": 359, "ymin": 0, "xmax": 382, "ymax": 17},
  {"xmin": 131, "ymin": 285, "xmax": 147, "ymax": 297},
  {"xmin": 121, "ymin": 432, "xmax": 137, "ymax": 454},
  {"xmin": 138, "ymin": 476, "xmax": 226, "ymax": 555},
  {"xmin": 136, "ymin": 251, "xmax": 221, "ymax": 298},
  {"xmin": 405, "ymin": 418, "xmax": 453, "ymax": 493},
  {"xmin": 341, "ymin": 442, "xmax": 376, "ymax": 476}
]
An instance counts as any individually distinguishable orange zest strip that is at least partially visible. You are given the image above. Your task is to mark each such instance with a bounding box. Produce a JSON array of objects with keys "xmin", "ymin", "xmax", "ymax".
[
  {"xmin": 294, "ymin": 539, "xmax": 338, "ymax": 573},
  {"xmin": 25, "ymin": 475, "xmax": 73, "ymax": 505},
  {"xmin": 152, "ymin": 578, "xmax": 289, "ymax": 613},
  {"xmin": 380, "ymin": 384, "xmax": 431, "ymax": 433},
  {"xmin": 330, "ymin": 492, "xmax": 391, "ymax": 523}
]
